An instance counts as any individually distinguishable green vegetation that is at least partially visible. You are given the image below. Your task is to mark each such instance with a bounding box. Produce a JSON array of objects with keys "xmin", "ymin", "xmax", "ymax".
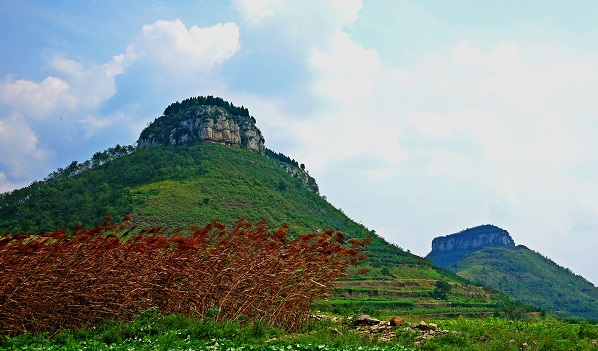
[
  {"xmin": 450, "ymin": 245, "xmax": 598, "ymax": 320},
  {"xmin": 163, "ymin": 95, "xmax": 251, "ymax": 118},
  {"xmin": 0, "ymin": 142, "xmax": 424, "ymax": 269},
  {"xmin": 432, "ymin": 280, "xmax": 452, "ymax": 300},
  {"xmin": 1, "ymin": 310, "xmax": 597, "ymax": 350}
]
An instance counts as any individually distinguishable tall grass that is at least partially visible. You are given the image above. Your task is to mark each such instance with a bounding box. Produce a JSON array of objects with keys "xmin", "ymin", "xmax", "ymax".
[{"xmin": 0, "ymin": 216, "xmax": 369, "ymax": 335}]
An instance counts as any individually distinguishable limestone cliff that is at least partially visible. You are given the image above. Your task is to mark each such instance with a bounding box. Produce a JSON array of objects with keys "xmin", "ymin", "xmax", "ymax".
[
  {"xmin": 426, "ymin": 224, "xmax": 514, "ymax": 268},
  {"xmin": 137, "ymin": 105, "xmax": 265, "ymax": 153},
  {"xmin": 273, "ymin": 161, "xmax": 319, "ymax": 194}
]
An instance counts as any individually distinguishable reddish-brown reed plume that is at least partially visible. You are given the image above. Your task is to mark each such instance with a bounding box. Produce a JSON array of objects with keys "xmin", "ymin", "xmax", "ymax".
[{"xmin": 0, "ymin": 217, "xmax": 368, "ymax": 335}]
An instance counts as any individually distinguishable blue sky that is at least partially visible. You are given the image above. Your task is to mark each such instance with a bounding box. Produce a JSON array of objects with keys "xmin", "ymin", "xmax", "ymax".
[{"xmin": 2, "ymin": 0, "xmax": 598, "ymax": 285}]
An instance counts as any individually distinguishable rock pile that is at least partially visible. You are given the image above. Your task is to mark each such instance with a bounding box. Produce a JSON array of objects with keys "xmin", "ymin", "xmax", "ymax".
[
  {"xmin": 307, "ymin": 314, "xmax": 451, "ymax": 343},
  {"xmin": 347, "ymin": 315, "xmax": 450, "ymax": 343},
  {"xmin": 410, "ymin": 320, "xmax": 450, "ymax": 342}
]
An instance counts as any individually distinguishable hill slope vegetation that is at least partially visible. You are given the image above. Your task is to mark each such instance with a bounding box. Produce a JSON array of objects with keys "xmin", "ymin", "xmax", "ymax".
[
  {"xmin": 0, "ymin": 142, "xmax": 418, "ymax": 268},
  {"xmin": 450, "ymin": 245, "xmax": 598, "ymax": 319}
]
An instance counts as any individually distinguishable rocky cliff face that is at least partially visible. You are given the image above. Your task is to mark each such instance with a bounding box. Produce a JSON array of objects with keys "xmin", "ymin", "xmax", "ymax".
[
  {"xmin": 426, "ymin": 225, "xmax": 515, "ymax": 268},
  {"xmin": 431, "ymin": 225, "xmax": 514, "ymax": 252},
  {"xmin": 274, "ymin": 162, "xmax": 319, "ymax": 194},
  {"xmin": 137, "ymin": 105, "xmax": 265, "ymax": 154}
]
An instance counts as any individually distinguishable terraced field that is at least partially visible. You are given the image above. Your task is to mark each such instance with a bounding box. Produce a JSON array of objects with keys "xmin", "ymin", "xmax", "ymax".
[{"xmin": 315, "ymin": 279, "xmax": 501, "ymax": 319}]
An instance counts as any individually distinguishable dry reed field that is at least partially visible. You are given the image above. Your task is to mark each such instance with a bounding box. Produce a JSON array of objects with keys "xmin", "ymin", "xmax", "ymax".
[{"xmin": 0, "ymin": 216, "xmax": 370, "ymax": 336}]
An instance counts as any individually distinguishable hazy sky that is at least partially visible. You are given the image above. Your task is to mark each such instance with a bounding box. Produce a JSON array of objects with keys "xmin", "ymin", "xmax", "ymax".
[{"xmin": 2, "ymin": 1, "xmax": 598, "ymax": 285}]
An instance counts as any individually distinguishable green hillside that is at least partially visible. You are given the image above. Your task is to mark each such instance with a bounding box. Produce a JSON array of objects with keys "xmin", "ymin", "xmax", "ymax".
[
  {"xmin": 0, "ymin": 142, "xmax": 414, "ymax": 268},
  {"xmin": 450, "ymin": 245, "xmax": 598, "ymax": 319}
]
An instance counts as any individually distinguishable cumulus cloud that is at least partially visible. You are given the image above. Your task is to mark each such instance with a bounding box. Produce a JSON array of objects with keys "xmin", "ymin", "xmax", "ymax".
[
  {"xmin": 0, "ymin": 76, "xmax": 75, "ymax": 119},
  {"xmin": 309, "ymin": 31, "xmax": 381, "ymax": 104},
  {"xmin": 0, "ymin": 116, "xmax": 49, "ymax": 179},
  {"xmin": 129, "ymin": 19, "xmax": 240, "ymax": 77},
  {"xmin": 0, "ymin": 53, "xmax": 126, "ymax": 120},
  {"xmin": 234, "ymin": 0, "xmax": 362, "ymax": 46},
  {"xmin": 229, "ymin": 0, "xmax": 409, "ymax": 181},
  {"xmin": 47, "ymin": 55, "xmax": 126, "ymax": 109}
]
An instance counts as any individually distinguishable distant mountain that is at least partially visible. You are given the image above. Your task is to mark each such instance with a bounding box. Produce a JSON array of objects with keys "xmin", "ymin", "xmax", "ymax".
[
  {"xmin": 426, "ymin": 224, "xmax": 515, "ymax": 267},
  {"xmin": 427, "ymin": 225, "xmax": 598, "ymax": 319}
]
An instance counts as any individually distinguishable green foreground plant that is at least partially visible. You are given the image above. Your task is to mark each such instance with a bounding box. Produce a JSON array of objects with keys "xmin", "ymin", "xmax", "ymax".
[{"xmin": 2, "ymin": 310, "xmax": 597, "ymax": 351}]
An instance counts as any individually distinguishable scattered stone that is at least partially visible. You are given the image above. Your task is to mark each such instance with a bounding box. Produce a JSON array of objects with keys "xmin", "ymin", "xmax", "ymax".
[
  {"xmin": 390, "ymin": 316, "xmax": 405, "ymax": 326},
  {"xmin": 352, "ymin": 317, "xmax": 449, "ymax": 343},
  {"xmin": 309, "ymin": 314, "xmax": 341, "ymax": 323},
  {"xmin": 354, "ymin": 314, "xmax": 380, "ymax": 326}
]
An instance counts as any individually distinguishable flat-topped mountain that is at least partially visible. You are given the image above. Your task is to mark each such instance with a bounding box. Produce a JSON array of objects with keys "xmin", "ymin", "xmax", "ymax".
[
  {"xmin": 426, "ymin": 225, "xmax": 598, "ymax": 319},
  {"xmin": 137, "ymin": 96, "xmax": 266, "ymax": 154},
  {"xmin": 426, "ymin": 224, "xmax": 514, "ymax": 267}
]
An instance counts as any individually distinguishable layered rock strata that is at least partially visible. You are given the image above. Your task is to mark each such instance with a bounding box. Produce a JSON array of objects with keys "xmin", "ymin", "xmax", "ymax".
[{"xmin": 137, "ymin": 105, "xmax": 265, "ymax": 154}]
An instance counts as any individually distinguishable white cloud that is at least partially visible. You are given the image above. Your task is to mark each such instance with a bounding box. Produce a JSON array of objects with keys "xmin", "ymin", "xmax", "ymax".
[
  {"xmin": 0, "ymin": 115, "xmax": 49, "ymax": 179},
  {"xmin": 309, "ymin": 31, "xmax": 381, "ymax": 104},
  {"xmin": 130, "ymin": 19, "xmax": 240, "ymax": 77},
  {"xmin": 234, "ymin": 0, "xmax": 362, "ymax": 46},
  {"xmin": 233, "ymin": 0, "xmax": 279, "ymax": 23},
  {"xmin": 450, "ymin": 41, "xmax": 486, "ymax": 67},
  {"xmin": 0, "ymin": 76, "xmax": 75, "ymax": 119},
  {"xmin": 0, "ymin": 53, "xmax": 126, "ymax": 121},
  {"xmin": 325, "ymin": 0, "xmax": 362, "ymax": 25},
  {"xmin": 48, "ymin": 55, "xmax": 126, "ymax": 109},
  {"xmin": 235, "ymin": 0, "xmax": 362, "ymax": 26}
]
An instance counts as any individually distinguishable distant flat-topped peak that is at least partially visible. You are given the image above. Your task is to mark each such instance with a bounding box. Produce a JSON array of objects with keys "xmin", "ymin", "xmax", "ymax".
[
  {"xmin": 431, "ymin": 224, "xmax": 514, "ymax": 252},
  {"xmin": 426, "ymin": 224, "xmax": 515, "ymax": 268}
]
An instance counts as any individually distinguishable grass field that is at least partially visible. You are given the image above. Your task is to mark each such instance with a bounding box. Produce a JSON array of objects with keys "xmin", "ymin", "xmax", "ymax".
[{"xmin": 1, "ymin": 308, "xmax": 597, "ymax": 351}]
